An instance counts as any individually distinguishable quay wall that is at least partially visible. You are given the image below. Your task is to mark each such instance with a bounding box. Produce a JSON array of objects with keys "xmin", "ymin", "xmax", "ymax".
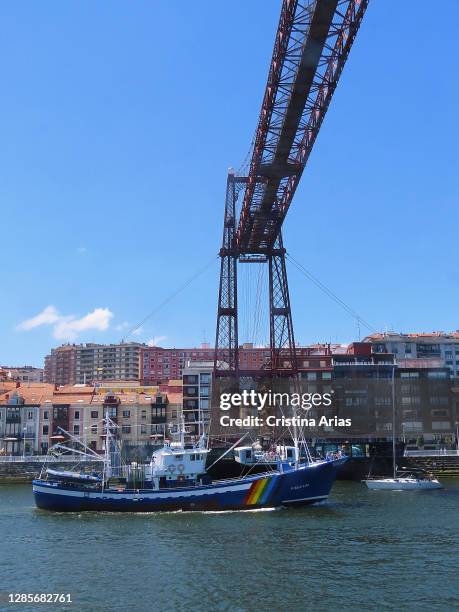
[{"xmin": 0, "ymin": 460, "xmax": 102, "ymax": 483}]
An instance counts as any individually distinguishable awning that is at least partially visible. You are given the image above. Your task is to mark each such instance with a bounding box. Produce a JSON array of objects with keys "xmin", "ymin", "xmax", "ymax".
[{"xmin": 49, "ymin": 435, "xmax": 66, "ymax": 440}]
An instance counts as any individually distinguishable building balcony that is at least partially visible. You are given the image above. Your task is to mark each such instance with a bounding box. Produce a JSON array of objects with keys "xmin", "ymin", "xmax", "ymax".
[
  {"xmin": 20, "ymin": 432, "xmax": 36, "ymax": 439},
  {"xmin": 151, "ymin": 416, "xmax": 167, "ymax": 424}
]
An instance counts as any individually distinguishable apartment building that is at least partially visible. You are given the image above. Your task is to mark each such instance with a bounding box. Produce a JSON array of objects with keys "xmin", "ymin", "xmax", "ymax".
[
  {"xmin": 141, "ymin": 344, "xmax": 214, "ymax": 383},
  {"xmin": 141, "ymin": 342, "xmax": 340, "ymax": 383},
  {"xmin": 0, "ymin": 382, "xmax": 182, "ymax": 457},
  {"xmin": 44, "ymin": 345, "xmax": 76, "ymax": 385},
  {"xmin": 332, "ymin": 342, "xmax": 455, "ymax": 443},
  {"xmin": 182, "ymin": 361, "xmax": 212, "ymax": 442},
  {"xmin": 45, "ymin": 343, "xmax": 144, "ymax": 385},
  {"xmin": 75, "ymin": 343, "xmax": 143, "ymax": 384},
  {"xmin": 364, "ymin": 331, "xmax": 459, "ymax": 377},
  {"xmin": 0, "ymin": 366, "xmax": 44, "ymax": 383},
  {"xmin": 0, "ymin": 384, "xmax": 54, "ymax": 455}
]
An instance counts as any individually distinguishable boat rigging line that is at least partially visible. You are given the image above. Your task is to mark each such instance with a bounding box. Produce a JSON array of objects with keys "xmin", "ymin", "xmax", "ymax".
[
  {"xmin": 122, "ymin": 254, "xmax": 219, "ymax": 342},
  {"xmin": 285, "ymin": 252, "xmax": 377, "ymax": 334}
]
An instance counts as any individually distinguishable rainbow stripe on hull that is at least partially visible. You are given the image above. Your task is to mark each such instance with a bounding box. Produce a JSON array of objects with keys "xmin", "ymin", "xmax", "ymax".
[{"xmin": 243, "ymin": 476, "xmax": 279, "ymax": 506}]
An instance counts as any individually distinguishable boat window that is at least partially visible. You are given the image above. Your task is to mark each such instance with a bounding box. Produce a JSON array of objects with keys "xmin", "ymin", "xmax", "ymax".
[
  {"xmin": 246, "ymin": 450, "xmax": 252, "ymax": 459},
  {"xmin": 287, "ymin": 449, "xmax": 293, "ymax": 457},
  {"xmin": 175, "ymin": 455, "xmax": 183, "ymax": 460},
  {"xmin": 190, "ymin": 454, "xmax": 195, "ymax": 461}
]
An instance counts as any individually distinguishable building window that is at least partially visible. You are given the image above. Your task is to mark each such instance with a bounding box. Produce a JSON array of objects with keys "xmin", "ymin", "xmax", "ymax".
[
  {"xmin": 43, "ymin": 411, "xmax": 49, "ymax": 420},
  {"xmin": 91, "ymin": 425, "xmax": 97, "ymax": 434},
  {"xmin": 122, "ymin": 410, "xmax": 131, "ymax": 418},
  {"xmin": 27, "ymin": 411, "xmax": 34, "ymax": 420},
  {"xmin": 140, "ymin": 425, "xmax": 147, "ymax": 435},
  {"xmin": 42, "ymin": 425, "xmax": 49, "ymax": 435},
  {"xmin": 430, "ymin": 396, "xmax": 449, "ymax": 405},
  {"xmin": 322, "ymin": 372, "xmax": 332, "ymax": 380},
  {"xmin": 122, "ymin": 425, "xmax": 131, "ymax": 434},
  {"xmin": 141, "ymin": 410, "xmax": 147, "ymax": 419},
  {"xmin": 431, "ymin": 409, "xmax": 448, "ymax": 417},
  {"xmin": 73, "ymin": 425, "xmax": 80, "ymax": 435},
  {"xmin": 183, "ymin": 375, "xmax": 198, "ymax": 385},
  {"xmin": 91, "ymin": 411, "xmax": 99, "ymax": 419},
  {"xmin": 432, "ymin": 421, "xmax": 451, "ymax": 430},
  {"xmin": 172, "ymin": 410, "xmax": 177, "ymax": 419},
  {"xmin": 74, "ymin": 411, "xmax": 80, "ymax": 420}
]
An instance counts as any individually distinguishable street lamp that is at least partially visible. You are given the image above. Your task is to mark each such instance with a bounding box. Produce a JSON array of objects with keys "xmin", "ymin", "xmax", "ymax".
[{"xmin": 22, "ymin": 427, "xmax": 27, "ymax": 460}]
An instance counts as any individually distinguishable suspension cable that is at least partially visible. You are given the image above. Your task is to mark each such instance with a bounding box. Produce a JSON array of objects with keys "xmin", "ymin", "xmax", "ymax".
[
  {"xmin": 123, "ymin": 255, "xmax": 219, "ymax": 342},
  {"xmin": 286, "ymin": 252, "xmax": 377, "ymax": 333}
]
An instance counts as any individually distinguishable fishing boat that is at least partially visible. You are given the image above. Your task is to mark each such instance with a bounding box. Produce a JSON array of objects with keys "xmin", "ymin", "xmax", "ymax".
[{"xmin": 33, "ymin": 414, "xmax": 345, "ymax": 513}]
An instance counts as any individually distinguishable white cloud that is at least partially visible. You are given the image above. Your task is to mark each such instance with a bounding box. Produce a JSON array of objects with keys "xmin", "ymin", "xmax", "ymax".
[
  {"xmin": 53, "ymin": 308, "xmax": 113, "ymax": 341},
  {"xmin": 147, "ymin": 335, "xmax": 167, "ymax": 347},
  {"xmin": 17, "ymin": 306, "xmax": 60, "ymax": 331},
  {"xmin": 132, "ymin": 326, "xmax": 143, "ymax": 337},
  {"xmin": 17, "ymin": 305, "xmax": 114, "ymax": 341},
  {"xmin": 115, "ymin": 321, "xmax": 130, "ymax": 331}
]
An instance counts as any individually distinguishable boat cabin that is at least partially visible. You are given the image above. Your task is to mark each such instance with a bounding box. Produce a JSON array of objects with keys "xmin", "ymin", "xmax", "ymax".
[{"xmin": 150, "ymin": 441, "xmax": 209, "ymax": 489}]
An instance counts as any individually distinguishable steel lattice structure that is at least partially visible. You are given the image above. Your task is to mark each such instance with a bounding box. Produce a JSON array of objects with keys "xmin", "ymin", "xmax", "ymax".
[{"xmin": 215, "ymin": 0, "xmax": 368, "ymax": 378}]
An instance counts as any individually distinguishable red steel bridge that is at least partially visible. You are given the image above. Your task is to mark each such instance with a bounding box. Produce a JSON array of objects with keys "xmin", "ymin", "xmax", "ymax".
[{"xmin": 215, "ymin": 0, "xmax": 369, "ymax": 378}]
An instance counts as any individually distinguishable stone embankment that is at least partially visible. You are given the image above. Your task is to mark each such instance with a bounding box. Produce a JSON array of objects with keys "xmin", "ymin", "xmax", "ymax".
[{"xmin": 0, "ymin": 460, "xmax": 102, "ymax": 483}]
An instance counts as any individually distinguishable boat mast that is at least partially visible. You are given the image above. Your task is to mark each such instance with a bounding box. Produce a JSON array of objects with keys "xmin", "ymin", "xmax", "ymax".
[
  {"xmin": 102, "ymin": 410, "xmax": 112, "ymax": 490},
  {"xmin": 392, "ymin": 365, "xmax": 396, "ymax": 480}
]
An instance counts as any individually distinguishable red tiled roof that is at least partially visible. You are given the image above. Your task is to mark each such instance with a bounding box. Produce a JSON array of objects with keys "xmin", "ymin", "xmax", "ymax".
[{"xmin": 0, "ymin": 383, "xmax": 55, "ymax": 405}]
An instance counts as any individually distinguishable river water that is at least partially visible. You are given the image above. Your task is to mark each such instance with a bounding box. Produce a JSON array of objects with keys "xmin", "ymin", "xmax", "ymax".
[{"xmin": 0, "ymin": 481, "xmax": 458, "ymax": 612}]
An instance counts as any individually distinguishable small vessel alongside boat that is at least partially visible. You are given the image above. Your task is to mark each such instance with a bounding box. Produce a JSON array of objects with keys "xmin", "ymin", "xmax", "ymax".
[
  {"xmin": 45, "ymin": 468, "xmax": 103, "ymax": 484},
  {"xmin": 233, "ymin": 442, "xmax": 347, "ymax": 474},
  {"xmin": 33, "ymin": 415, "xmax": 345, "ymax": 513},
  {"xmin": 234, "ymin": 443, "xmax": 298, "ymax": 469}
]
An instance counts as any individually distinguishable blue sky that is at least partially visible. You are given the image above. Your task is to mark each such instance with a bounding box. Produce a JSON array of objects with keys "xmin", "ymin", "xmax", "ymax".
[{"xmin": 1, "ymin": 1, "xmax": 458, "ymax": 367}]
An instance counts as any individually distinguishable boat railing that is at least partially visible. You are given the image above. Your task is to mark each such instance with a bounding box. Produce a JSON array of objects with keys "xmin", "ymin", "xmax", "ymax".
[{"xmin": 403, "ymin": 449, "xmax": 459, "ymax": 457}]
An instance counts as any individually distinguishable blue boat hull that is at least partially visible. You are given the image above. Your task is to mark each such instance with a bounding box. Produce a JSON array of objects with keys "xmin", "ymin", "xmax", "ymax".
[{"xmin": 33, "ymin": 459, "xmax": 343, "ymax": 513}]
